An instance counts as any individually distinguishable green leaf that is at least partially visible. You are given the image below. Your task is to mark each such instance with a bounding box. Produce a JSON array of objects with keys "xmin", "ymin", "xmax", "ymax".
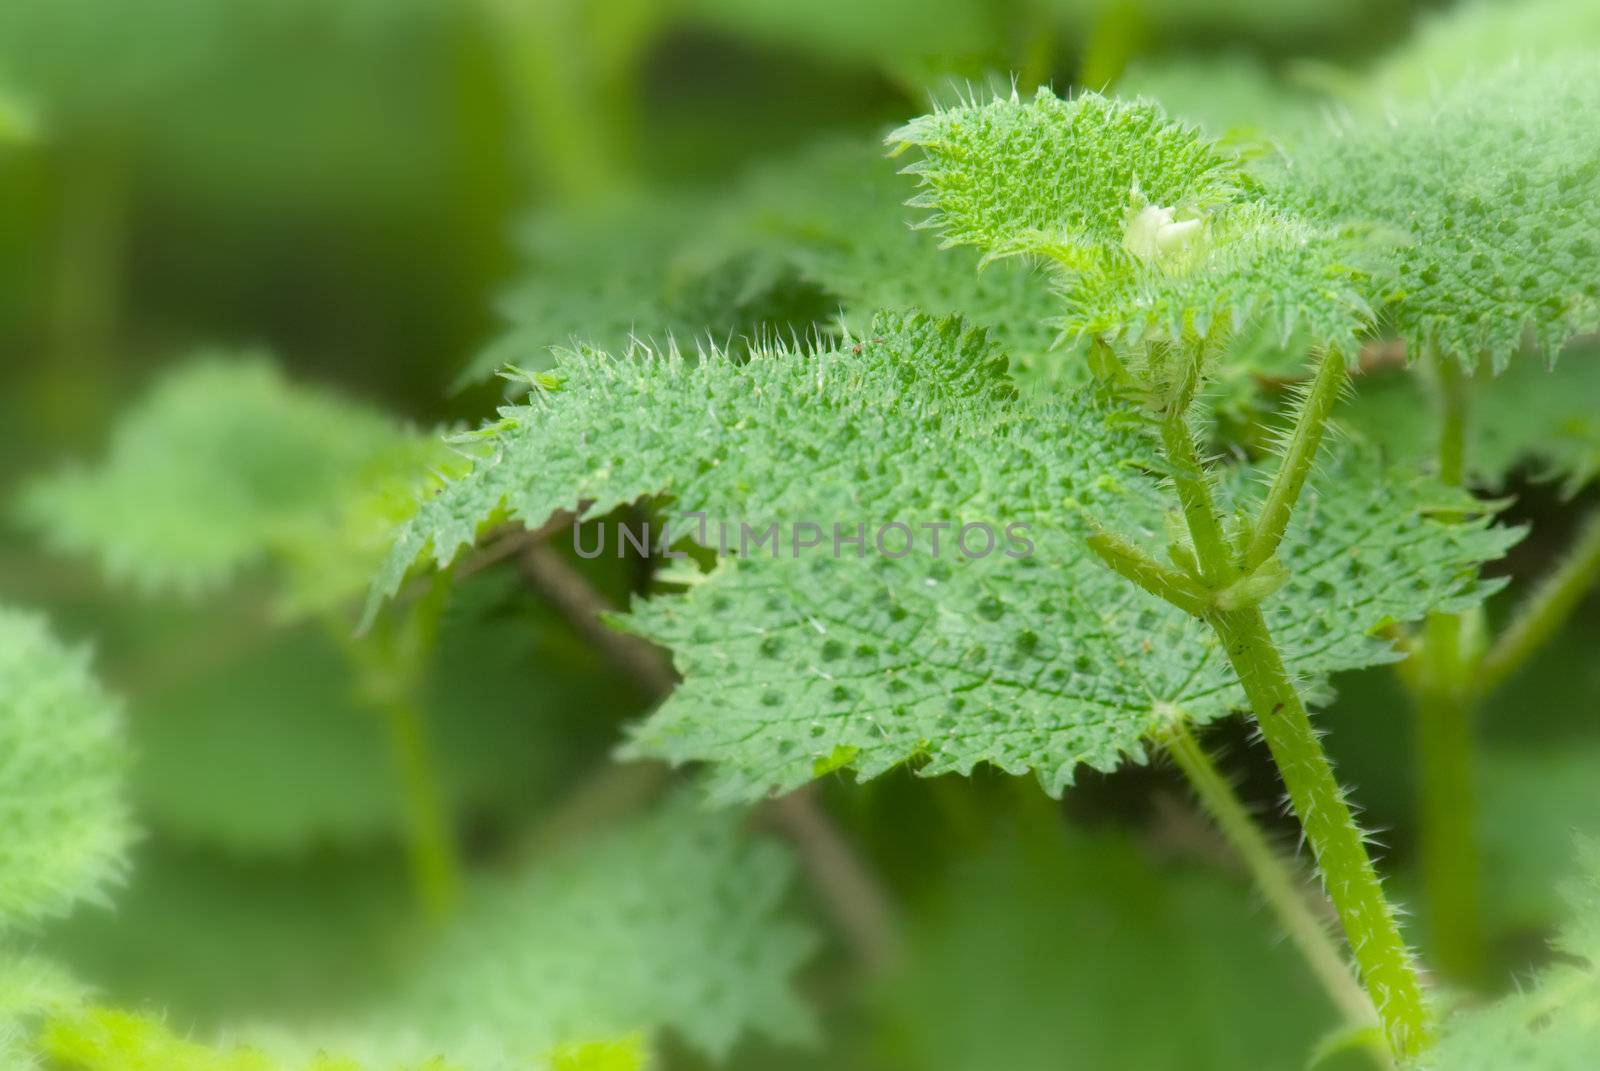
[
  {"xmin": 0, "ymin": 607, "xmax": 131, "ymax": 929},
  {"xmin": 19, "ymin": 356, "xmax": 455, "ymax": 613},
  {"xmin": 373, "ymin": 312, "xmax": 1515, "ymax": 801},
  {"xmin": 0, "ymin": 951, "xmax": 86, "ymax": 1024},
  {"xmin": 1339, "ymin": 341, "xmax": 1600, "ymax": 494},
  {"xmin": 1275, "ymin": 59, "xmax": 1600, "ymax": 371},
  {"xmin": 1429, "ymin": 839, "xmax": 1600, "ymax": 1070},
  {"xmin": 887, "ymin": 88, "xmax": 1246, "ymax": 265},
  {"xmin": 887, "ymin": 87, "xmax": 1372, "ymax": 356},
  {"xmin": 313, "ymin": 792, "xmax": 815, "ymax": 1066}
]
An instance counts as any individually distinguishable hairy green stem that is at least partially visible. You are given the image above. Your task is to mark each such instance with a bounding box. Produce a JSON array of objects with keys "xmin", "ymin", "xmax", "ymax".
[
  {"xmin": 1164, "ymin": 722, "xmax": 1377, "ymax": 1030},
  {"xmin": 1157, "ymin": 363, "xmax": 1234, "ymax": 587},
  {"xmin": 1474, "ymin": 509, "xmax": 1600, "ymax": 697},
  {"xmin": 1243, "ymin": 348, "xmax": 1346, "ymax": 572},
  {"xmin": 1148, "ymin": 373, "xmax": 1433, "ymax": 1057},
  {"xmin": 1209, "ymin": 604, "xmax": 1433, "ymax": 1057},
  {"xmin": 1085, "ymin": 528, "xmax": 1211, "ymax": 616}
]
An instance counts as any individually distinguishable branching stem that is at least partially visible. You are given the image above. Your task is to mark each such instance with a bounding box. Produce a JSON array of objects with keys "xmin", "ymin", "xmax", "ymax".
[
  {"xmin": 1086, "ymin": 528, "xmax": 1211, "ymax": 616},
  {"xmin": 1128, "ymin": 351, "xmax": 1434, "ymax": 1059},
  {"xmin": 1157, "ymin": 353, "xmax": 1235, "ymax": 587}
]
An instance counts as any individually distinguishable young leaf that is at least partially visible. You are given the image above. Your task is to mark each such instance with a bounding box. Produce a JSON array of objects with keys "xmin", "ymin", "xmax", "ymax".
[
  {"xmin": 0, "ymin": 607, "xmax": 131, "ymax": 929},
  {"xmin": 886, "ymin": 88, "xmax": 1371, "ymax": 355},
  {"xmin": 1275, "ymin": 59, "xmax": 1600, "ymax": 371},
  {"xmin": 372, "ymin": 312, "xmax": 1516, "ymax": 800},
  {"xmin": 19, "ymin": 356, "xmax": 456, "ymax": 613}
]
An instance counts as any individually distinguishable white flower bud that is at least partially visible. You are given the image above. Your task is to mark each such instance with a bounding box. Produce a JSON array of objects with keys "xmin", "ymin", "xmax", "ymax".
[{"xmin": 1124, "ymin": 203, "xmax": 1205, "ymax": 267}]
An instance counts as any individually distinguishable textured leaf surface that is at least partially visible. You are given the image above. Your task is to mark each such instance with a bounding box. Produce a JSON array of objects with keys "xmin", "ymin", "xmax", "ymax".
[
  {"xmin": 20, "ymin": 357, "xmax": 453, "ymax": 612},
  {"xmin": 316, "ymin": 793, "xmax": 815, "ymax": 1066},
  {"xmin": 887, "ymin": 88, "xmax": 1370, "ymax": 354},
  {"xmin": 1429, "ymin": 840, "xmax": 1600, "ymax": 1070},
  {"xmin": 0, "ymin": 608, "xmax": 131, "ymax": 929},
  {"xmin": 374, "ymin": 312, "xmax": 1515, "ymax": 800},
  {"xmin": 1275, "ymin": 60, "xmax": 1600, "ymax": 371},
  {"xmin": 1339, "ymin": 341, "xmax": 1600, "ymax": 493}
]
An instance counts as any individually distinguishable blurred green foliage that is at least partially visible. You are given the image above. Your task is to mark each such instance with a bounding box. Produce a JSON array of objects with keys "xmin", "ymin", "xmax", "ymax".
[{"xmin": 4, "ymin": 0, "xmax": 1600, "ymax": 1069}]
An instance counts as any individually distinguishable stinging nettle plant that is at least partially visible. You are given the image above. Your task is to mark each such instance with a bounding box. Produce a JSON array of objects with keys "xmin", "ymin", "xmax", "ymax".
[
  {"xmin": 12, "ymin": 5, "xmax": 1600, "ymax": 1066},
  {"xmin": 367, "ymin": 65, "xmax": 1600, "ymax": 1064}
]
